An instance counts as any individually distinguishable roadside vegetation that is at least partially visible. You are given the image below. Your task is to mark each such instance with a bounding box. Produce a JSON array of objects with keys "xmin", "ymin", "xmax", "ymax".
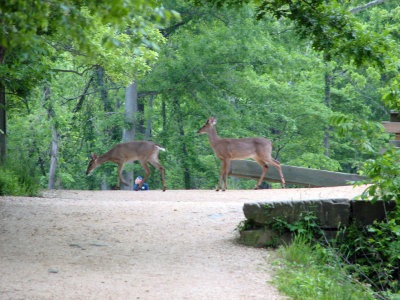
[
  {"xmin": 274, "ymin": 235, "xmax": 376, "ymax": 300},
  {"xmin": 267, "ymin": 196, "xmax": 400, "ymax": 299}
]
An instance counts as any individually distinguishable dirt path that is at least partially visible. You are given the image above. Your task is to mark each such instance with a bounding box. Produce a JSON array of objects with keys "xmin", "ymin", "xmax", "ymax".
[{"xmin": 0, "ymin": 186, "xmax": 367, "ymax": 300}]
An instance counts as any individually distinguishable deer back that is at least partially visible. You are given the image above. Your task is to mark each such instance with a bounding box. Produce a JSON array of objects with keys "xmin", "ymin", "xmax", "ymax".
[
  {"xmin": 109, "ymin": 141, "xmax": 159, "ymax": 163},
  {"xmin": 214, "ymin": 137, "xmax": 272, "ymax": 160}
]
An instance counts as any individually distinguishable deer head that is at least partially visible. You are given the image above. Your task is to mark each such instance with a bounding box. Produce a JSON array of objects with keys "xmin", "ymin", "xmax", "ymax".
[
  {"xmin": 86, "ymin": 153, "xmax": 98, "ymax": 175},
  {"xmin": 197, "ymin": 116, "xmax": 217, "ymax": 134}
]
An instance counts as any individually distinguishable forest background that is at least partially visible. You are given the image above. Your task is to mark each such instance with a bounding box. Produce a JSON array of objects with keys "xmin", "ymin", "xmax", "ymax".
[{"xmin": 1, "ymin": 0, "xmax": 399, "ymax": 192}]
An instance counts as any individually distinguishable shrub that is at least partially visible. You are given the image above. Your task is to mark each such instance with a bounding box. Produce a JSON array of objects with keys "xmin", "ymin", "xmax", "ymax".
[
  {"xmin": 274, "ymin": 235, "xmax": 376, "ymax": 300},
  {"xmin": 0, "ymin": 162, "xmax": 39, "ymax": 196}
]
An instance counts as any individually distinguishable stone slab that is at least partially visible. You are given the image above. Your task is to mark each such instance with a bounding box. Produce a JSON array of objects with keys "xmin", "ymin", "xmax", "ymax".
[
  {"xmin": 243, "ymin": 199, "xmax": 350, "ymax": 229},
  {"xmin": 239, "ymin": 228, "xmax": 292, "ymax": 247},
  {"xmin": 351, "ymin": 200, "xmax": 397, "ymax": 226}
]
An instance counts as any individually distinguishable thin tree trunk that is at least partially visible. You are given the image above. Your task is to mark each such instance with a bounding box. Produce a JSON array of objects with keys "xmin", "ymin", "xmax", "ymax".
[
  {"xmin": 0, "ymin": 81, "xmax": 5, "ymax": 164},
  {"xmin": 96, "ymin": 67, "xmax": 112, "ymax": 189},
  {"xmin": 324, "ymin": 56, "xmax": 331, "ymax": 157},
  {"xmin": 174, "ymin": 99, "xmax": 191, "ymax": 189},
  {"xmin": 48, "ymin": 123, "xmax": 58, "ymax": 189},
  {"xmin": 73, "ymin": 76, "xmax": 93, "ymax": 113},
  {"xmin": 97, "ymin": 67, "xmax": 111, "ymax": 111},
  {"xmin": 44, "ymin": 87, "xmax": 58, "ymax": 189},
  {"xmin": 121, "ymin": 80, "xmax": 138, "ymax": 189},
  {"xmin": 137, "ymin": 97, "xmax": 145, "ymax": 139},
  {"xmin": 33, "ymin": 141, "xmax": 46, "ymax": 176},
  {"xmin": 162, "ymin": 98, "xmax": 166, "ymax": 132},
  {"xmin": 144, "ymin": 95, "xmax": 154, "ymax": 140},
  {"xmin": 0, "ymin": 46, "xmax": 6, "ymax": 164}
]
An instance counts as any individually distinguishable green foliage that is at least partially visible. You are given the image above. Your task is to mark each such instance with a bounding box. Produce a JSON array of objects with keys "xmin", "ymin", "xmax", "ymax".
[
  {"xmin": 262, "ymin": 204, "xmax": 322, "ymax": 240},
  {"xmin": 288, "ymin": 153, "xmax": 341, "ymax": 171},
  {"xmin": 5, "ymin": 0, "xmax": 397, "ymax": 191},
  {"xmin": 336, "ymin": 219, "xmax": 400, "ymax": 296},
  {"xmin": 357, "ymin": 148, "xmax": 400, "ymax": 203},
  {"xmin": 236, "ymin": 219, "xmax": 258, "ymax": 231},
  {"xmin": 274, "ymin": 235, "xmax": 376, "ymax": 300},
  {"xmin": 0, "ymin": 161, "xmax": 39, "ymax": 196},
  {"xmin": 0, "ymin": 0, "xmax": 178, "ymax": 96},
  {"xmin": 196, "ymin": 0, "xmax": 394, "ymax": 68},
  {"xmin": 331, "ymin": 114, "xmax": 386, "ymax": 155}
]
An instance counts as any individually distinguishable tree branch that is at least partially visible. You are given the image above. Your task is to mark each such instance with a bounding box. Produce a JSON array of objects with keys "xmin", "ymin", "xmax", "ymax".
[
  {"xmin": 61, "ymin": 87, "xmax": 121, "ymax": 106},
  {"xmin": 73, "ymin": 76, "xmax": 94, "ymax": 112},
  {"xmin": 349, "ymin": 0, "xmax": 389, "ymax": 14},
  {"xmin": 51, "ymin": 66, "xmax": 97, "ymax": 76}
]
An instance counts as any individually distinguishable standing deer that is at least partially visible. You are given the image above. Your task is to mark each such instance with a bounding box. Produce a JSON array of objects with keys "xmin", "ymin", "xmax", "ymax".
[
  {"xmin": 197, "ymin": 116, "xmax": 285, "ymax": 191},
  {"xmin": 86, "ymin": 141, "xmax": 166, "ymax": 191}
]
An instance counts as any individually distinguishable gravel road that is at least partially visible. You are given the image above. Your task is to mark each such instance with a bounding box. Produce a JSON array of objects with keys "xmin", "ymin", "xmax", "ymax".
[{"xmin": 0, "ymin": 186, "xmax": 367, "ymax": 300}]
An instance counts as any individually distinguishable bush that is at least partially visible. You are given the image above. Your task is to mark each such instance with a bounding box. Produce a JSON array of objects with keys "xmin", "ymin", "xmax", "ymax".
[
  {"xmin": 335, "ymin": 218, "xmax": 400, "ymax": 297},
  {"xmin": 0, "ymin": 163, "xmax": 39, "ymax": 196},
  {"xmin": 274, "ymin": 235, "xmax": 376, "ymax": 300}
]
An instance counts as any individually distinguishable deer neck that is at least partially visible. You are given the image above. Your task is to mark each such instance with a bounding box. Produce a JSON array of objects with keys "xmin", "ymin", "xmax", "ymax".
[
  {"xmin": 207, "ymin": 126, "xmax": 220, "ymax": 149},
  {"xmin": 97, "ymin": 152, "xmax": 112, "ymax": 165}
]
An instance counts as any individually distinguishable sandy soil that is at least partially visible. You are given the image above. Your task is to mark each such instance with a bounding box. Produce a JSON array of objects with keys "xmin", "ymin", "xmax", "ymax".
[{"xmin": 0, "ymin": 185, "xmax": 368, "ymax": 300}]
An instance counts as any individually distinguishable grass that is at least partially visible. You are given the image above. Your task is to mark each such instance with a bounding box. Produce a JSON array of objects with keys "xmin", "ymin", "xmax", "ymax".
[
  {"xmin": 0, "ymin": 161, "xmax": 40, "ymax": 196},
  {"xmin": 272, "ymin": 235, "xmax": 376, "ymax": 300}
]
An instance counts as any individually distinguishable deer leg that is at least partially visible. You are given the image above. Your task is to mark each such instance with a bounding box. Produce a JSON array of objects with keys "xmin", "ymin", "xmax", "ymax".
[
  {"xmin": 137, "ymin": 160, "xmax": 151, "ymax": 191},
  {"xmin": 217, "ymin": 160, "xmax": 226, "ymax": 191},
  {"xmin": 255, "ymin": 159, "xmax": 269, "ymax": 189},
  {"xmin": 266, "ymin": 158, "xmax": 285, "ymax": 188},
  {"xmin": 117, "ymin": 163, "xmax": 129, "ymax": 188},
  {"xmin": 115, "ymin": 163, "xmax": 124, "ymax": 190},
  {"xmin": 149, "ymin": 159, "xmax": 166, "ymax": 192},
  {"xmin": 222, "ymin": 159, "xmax": 231, "ymax": 191},
  {"xmin": 117, "ymin": 163, "xmax": 129, "ymax": 189}
]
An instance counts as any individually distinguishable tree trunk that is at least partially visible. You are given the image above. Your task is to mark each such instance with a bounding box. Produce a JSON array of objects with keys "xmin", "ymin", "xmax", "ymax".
[
  {"xmin": 121, "ymin": 81, "xmax": 138, "ymax": 189},
  {"xmin": 0, "ymin": 46, "xmax": 6, "ymax": 164},
  {"xmin": 174, "ymin": 99, "xmax": 192, "ymax": 189},
  {"xmin": 44, "ymin": 87, "xmax": 58, "ymax": 189},
  {"xmin": 0, "ymin": 80, "xmax": 5, "ymax": 164},
  {"xmin": 97, "ymin": 67, "xmax": 111, "ymax": 111},
  {"xmin": 324, "ymin": 57, "xmax": 331, "ymax": 157},
  {"xmin": 137, "ymin": 97, "xmax": 145, "ymax": 139},
  {"xmin": 144, "ymin": 95, "xmax": 154, "ymax": 140},
  {"xmin": 48, "ymin": 123, "xmax": 58, "ymax": 189},
  {"xmin": 162, "ymin": 98, "xmax": 166, "ymax": 133}
]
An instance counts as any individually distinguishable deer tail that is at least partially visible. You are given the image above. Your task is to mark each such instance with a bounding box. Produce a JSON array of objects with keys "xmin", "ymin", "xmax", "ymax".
[{"xmin": 156, "ymin": 144, "xmax": 166, "ymax": 152}]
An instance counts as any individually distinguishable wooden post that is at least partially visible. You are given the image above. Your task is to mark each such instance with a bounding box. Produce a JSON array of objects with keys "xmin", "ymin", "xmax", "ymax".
[{"xmin": 382, "ymin": 111, "xmax": 400, "ymax": 149}]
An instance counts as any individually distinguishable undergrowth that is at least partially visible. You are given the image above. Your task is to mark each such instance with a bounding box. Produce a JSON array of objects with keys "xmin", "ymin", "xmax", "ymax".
[
  {"xmin": 249, "ymin": 200, "xmax": 400, "ymax": 299},
  {"xmin": 0, "ymin": 160, "xmax": 39, "ymax": 196},
  {"xmin": 274, "ymin": 235, "xmax": 376, "ymax": 300}
]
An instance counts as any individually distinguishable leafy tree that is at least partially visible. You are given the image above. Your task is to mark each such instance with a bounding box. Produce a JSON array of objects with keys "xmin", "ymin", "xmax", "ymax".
[{"xmin": 0, "ymin": 0, "xmax": 177, "ymax": 162}]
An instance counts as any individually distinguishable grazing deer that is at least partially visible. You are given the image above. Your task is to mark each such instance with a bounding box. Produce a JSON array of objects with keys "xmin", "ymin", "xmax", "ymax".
[
  {"xmin": 86, "ymin": 141, "xmax": 166, "ymax": 191},
  {"xmin": 197, "ymin": 116, "xmax": 285, "ymax": 191}
]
